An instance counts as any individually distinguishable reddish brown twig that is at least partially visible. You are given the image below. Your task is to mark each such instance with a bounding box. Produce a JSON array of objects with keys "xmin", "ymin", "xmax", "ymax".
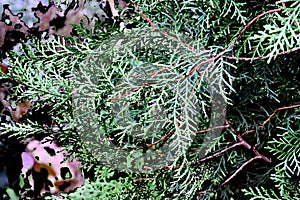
[
  {"xmin": 111, "ymin": 72, "xmax": 298, "ymax": 186},
  {"xmin": 242, "ymin": 103, "xmax": 300, "ymax": 136},
  {"xmin": 221, "ymin": 144, "xmax": 271, "ymax": 185},
  {"xmin": 129, "ymin": 2, "xmax": 283, "ymax": 75},
  {"xmin": 134, "ymin": 177, "xmax": 154, "ymax": 182},
  {"xmin": 105, "ymin": 67, "xmax": 169, "ymax": 101},
  {"xmin": 129, "ymin": 1, "xmax": 201, "ymax": 52},
  {"xmin": 225, "ymin": 5, "xmax": 300, "ymax": 62},
  {"xmin": 230, "ymin": 8, "xmax": 281, "ymax": 50},
  {"xmin": 130, "ymin": 0, "xmax": 157, "ymax": 29},
  {"xmin": 192, "ymin": 141, "xmax": 244, "ymax": 164},
  {"xmin": 281, "ymin": 2, "xmax": 299, "ymax": 28},
  {"xmin": 185, "ymin": 8, "xmax": 282, "ymax": 77},
  {"xmin": 189, "ymin": 120, "xmax": 272, "ymax": 186},
  {"xmin": 147, "ymin": 130, "xmax": 175, "ymax": 148},
  {"xmin": 218, "ymin": 104, "xmax": 300, "ymax": 185},
  {"xmin": 196, "ymin": 125, "xmax": 230, "ymax": 134},
  {"xmin": 192, "ymin": 134, "xmax": 251, "ymax": 164},
  {"xmin": 262, "ymin": 103, "xmax": 300, "ymax": 125},
  {"xmin": 225, "ymin": 46, "xmax": 300, "ymax": 61},
  {"xmin": 120, "ymin": 123, "xmax": 231, "ymax": 151},
  {"xmin": 198, "ymin": 189, "xmax": 211, "ymax": 195}
]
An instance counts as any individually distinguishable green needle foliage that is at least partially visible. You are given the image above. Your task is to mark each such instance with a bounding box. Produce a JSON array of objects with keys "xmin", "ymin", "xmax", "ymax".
[{"xmin": 0, "ymin": 0, "xmax": 299, "ymax": 199}]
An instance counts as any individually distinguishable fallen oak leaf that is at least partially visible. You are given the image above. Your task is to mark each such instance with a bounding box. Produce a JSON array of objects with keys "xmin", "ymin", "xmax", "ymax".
[
  {"xmin": 9, "ymin": 100, "xmax": 31, "ymax": 122},
  {"xmin": 21, "ymin": 136, "xmax": 84, "ymax": 196},
  {"xmin": 0, "ymin": 64, "xmax": 8, "ymax": 74}
]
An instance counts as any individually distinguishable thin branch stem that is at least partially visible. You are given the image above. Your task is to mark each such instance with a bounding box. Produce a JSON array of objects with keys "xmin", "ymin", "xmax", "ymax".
[
  {"xmin": 229, "ymin": 8, "xmax": 281, "ymax": 50},
  {"xmin": 185, "ymin": 8, "xmax": 282, "ymax": 77},
  {"xmin": 242, "ymin": 103, "xmax": 300, "ymax": 136},
  {"xmin": 221, "ymin": 144, "xmax": 271, "ymax": 185},
  {"xmin": 129, "ymin": 0, "xmax": 157, "ymax": 29},
  {"xmin": 133, "ymin": 177, "xmax": 154, "ymax": 182},
  {"xmin": 263, "ymin": 103, "xmax": 300, "ymax": 125},
  {"xmin": 196, "ymin": 125, "xmax": 230, "ymax": 134},
  {"xmin": 225, "ymin": 46, "xmax": 300, "ymax": 61}
]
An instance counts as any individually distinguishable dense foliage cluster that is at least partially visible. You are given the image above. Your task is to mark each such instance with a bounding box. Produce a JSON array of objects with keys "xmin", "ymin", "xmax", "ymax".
[{"xmin": 0, "ymin": 0, "xmax": 299, "ymax": 199}]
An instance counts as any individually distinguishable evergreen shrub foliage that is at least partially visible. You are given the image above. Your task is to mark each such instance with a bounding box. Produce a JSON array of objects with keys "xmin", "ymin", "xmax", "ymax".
[{"xmin": 0, "ymin": 0, "xmax": 299, "ymax": 199}]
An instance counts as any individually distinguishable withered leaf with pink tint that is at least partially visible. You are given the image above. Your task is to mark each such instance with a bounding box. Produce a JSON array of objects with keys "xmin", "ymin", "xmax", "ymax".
[{"xmin": 21, "ymin": 136, "xmax": 84, "ymax": 195}]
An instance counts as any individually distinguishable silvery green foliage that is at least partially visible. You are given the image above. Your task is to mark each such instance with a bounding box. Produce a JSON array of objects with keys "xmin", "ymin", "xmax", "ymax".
[
  {"xmin": 2, "ymin": 24, "xmax": 230, "ymax": 198},
  {"xmin": 250, "ymin": 0, "xmax": 300, "ymax": 63},
  {"xmin": 1, "ymin": 0, "xmax": 300, "ymax": 199},
  {"xmin": 243, "ymin": 110, "xmax": 300, "ymax": 200},
  {"xmin": 71, "ymin": 28, "xmax": 228, "ymax": 197}
]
